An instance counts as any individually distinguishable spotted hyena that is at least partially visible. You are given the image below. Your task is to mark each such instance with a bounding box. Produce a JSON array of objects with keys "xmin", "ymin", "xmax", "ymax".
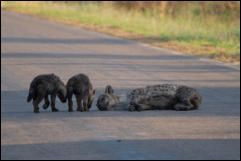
[
  {"xmin": 66, "ymin": 74, "xmax": 95, "ymax": 112},
  {"xmin": 96, "ymin": 84, "xmax": 202, "ymax": 111},
  {"xmin": 27, "ymin": 74, "xmax": 67, "ymax": 113}
]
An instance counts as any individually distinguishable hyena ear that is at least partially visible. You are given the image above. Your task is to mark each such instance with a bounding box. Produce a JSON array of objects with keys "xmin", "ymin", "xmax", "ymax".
[
  {"xmin": 92, "ymin": 89, "xmax": 96, "ymax": 95},
  {"xmin": 105, "ymin": 85, "xmax": 114, "ymax": 94}
]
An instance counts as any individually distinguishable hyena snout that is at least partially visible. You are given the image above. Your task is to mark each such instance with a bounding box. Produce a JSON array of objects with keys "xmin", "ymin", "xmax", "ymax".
[
  {"xmin": 58, "ymin": 89, "xmax": 67, "ymax": 103},
  {"xmin": 58, "ymin": 95, "xmax": 66, "ymax": 103}
]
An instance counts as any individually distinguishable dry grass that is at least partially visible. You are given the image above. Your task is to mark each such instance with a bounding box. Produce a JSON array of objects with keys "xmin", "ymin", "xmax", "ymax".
[{"xmin": 2, "ymin": 1, "xmax": 240, "ymax": 64}]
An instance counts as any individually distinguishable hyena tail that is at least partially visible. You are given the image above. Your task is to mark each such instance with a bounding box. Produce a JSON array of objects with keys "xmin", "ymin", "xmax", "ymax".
[
  {"xmin": 105, "ymin": 85, "xmax": 114, "ymax": 94},
  {"xmin": 27, "ymin": 88, "xmax": 35, "ymax": 102}
]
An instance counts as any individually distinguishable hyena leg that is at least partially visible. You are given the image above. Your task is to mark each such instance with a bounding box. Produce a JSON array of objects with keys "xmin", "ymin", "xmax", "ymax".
[
  {"xmin": 135, "ymin": 103, "xmax": 153, "ymax": 111},
  {"xmin": 32, "ymin": 95, "xmax": 44, "ymax": 113},
  {"xmin": 128, "ymin": 102, "xmax": 152, "ymax": 112},
  {"xmin": 76, "ymin": 94, "xmax": 84, "ymax": 112},
  {"xmin": 83, "ymin": 100, "xmax": 88, "ymax": 111},
  {"xmin": 51, "ymin": 94, "xmax": 59, "ymax": 112},
  {"xmin": 67, "ymin": 93, "xmax": 74, "ymax": 112},
  {"xmin": 174, "ymin": 100, "xmax": 193, "ymax": 111},
  {"xmin": 128, "ymin": 102, "xmax": 136, "ymax": 111},
  {"xmin": 83, "ymin": 96, "xmax": 89, "ymax": 111},
  {"xmin": 42, "ymin": 95, "xmax": 50, "ymax": 109}
]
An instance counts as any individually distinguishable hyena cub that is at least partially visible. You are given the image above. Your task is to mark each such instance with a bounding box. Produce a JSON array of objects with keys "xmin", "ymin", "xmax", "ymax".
[
  {"xmin": 27, "ymin": 74, "xmax": 67, "ymax": 113},
  {"xmin": 96, "ymin": 84, "xmax": 202, "ymax": 111},
  {"xmin": 96, "ymin": 85, "xmax": 127, "ymax": 111},
  {"xmin": 66, "ymin": 74, "xmax": 95, "ymax": 112}
]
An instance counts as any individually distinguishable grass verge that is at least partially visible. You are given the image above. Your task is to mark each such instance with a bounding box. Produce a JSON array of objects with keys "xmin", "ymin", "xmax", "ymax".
[{"xmin": 2, "ymin": 1, "xmax": 240, "ymax": 64}]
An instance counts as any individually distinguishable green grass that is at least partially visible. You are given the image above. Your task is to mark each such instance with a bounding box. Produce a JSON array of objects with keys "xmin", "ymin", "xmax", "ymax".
[{"xmin": 2, "ymin": 1, "xmax": 240, "ymax": 63}]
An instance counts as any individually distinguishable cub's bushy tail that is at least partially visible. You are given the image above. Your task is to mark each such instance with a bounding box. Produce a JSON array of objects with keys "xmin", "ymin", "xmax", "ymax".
[{"xmin": 27, "ymin": 88, "xmax": 35, "ymax": 102}]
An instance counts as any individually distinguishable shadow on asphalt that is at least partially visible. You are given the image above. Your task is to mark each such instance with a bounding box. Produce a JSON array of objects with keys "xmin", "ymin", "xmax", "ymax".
[
  {"xmin": 1, "ymin": 138, "xmax": 240, "ymax": 160},
  {"xmin": 2, "ymin": 49, "xmax": 239, "ymax": 74},
  {"xmin": 1, "ymin": 37, "xmax": 134, "ymax": 45},
  {"xmin": 1, "ymin": 52, "xmax": 196, "ymax": 60},
  {"xmin": 1, "ymin": 85, "xmax": 240, "ymax": 117}
]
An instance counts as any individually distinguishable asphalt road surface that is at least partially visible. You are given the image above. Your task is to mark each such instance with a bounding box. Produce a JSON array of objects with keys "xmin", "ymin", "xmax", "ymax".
[{"xmin": 1, "ymin": 11, "xmax": 240, "ymax": 160}]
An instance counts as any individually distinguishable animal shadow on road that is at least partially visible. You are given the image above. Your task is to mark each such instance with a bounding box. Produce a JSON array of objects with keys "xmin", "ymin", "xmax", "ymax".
[
  {"xmin": 1, "ymin": 138, "xmax": 240, "ymax": 160},
  {"xmin": 1, "ymin": 85, "xmax": 240, "ymax": 118}
]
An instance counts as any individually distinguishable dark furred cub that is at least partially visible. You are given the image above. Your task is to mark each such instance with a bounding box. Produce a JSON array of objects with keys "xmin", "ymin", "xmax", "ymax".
[
  {"xmin": 27, "ymin": 73, "xmax": 67, "ymax": 113},
  {"xmin": 66, "ymin": 74, "xmax": 95, "ymax": 112}
]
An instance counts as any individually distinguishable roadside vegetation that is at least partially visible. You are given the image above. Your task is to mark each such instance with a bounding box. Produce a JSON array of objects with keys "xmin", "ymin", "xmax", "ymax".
[{"xmin": 2, "ymin": 1, "xmax": 240, "ymax": 64}]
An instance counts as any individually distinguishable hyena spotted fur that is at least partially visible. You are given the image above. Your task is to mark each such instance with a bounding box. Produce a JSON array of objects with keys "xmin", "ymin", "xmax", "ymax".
[
  {"xmin": 66, "ymin": 74, "xmax": 95, "ymax": 112},
  {"xmin": 97, "ymin": 84, "xmax": 202, "ymax": 111},
  {"xmin": 27, "ymin": 74, "xmax": 67, "ymax": 113}
]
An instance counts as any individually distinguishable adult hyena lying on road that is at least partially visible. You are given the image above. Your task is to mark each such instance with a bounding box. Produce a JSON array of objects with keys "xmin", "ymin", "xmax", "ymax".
[
  {"xmin": 97, "ymin": 84, "xmax": 202, "ymax": 111},
  {"xmin": 66, "ymin": 74, "xmax": 95, "ymax": 112},
  {"xmin": 27, "ymin": 74, "xmax": 67, "ymax": 113}
]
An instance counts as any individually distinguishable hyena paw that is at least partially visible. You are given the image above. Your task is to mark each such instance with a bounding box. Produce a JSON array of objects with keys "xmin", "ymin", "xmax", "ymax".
[
  {"xmin": 128, "ymin": 105, "xmax": 136, "ymax": 111},
  {"xmin": 174, "ymin": 104, "xmax": 190, "ymax": 111},
  {"xmin": 130, "ymin": 102, "xmax": 143, "ymax": 112},
  {"xmin": 34, "ymin": 108, "xmax": 40, "ymax": 113},
  {"xmin": 42, "ymin": 103, "xmax": 50, "ymax": 109},
  {"xmin": 52, "ymin": 108, "xmax": 59, "ymax": 112},
  {"xmin": 77, "ymin": 107, "xmax": 84, "ymax": 112},
  {"xmin": 135, "ymin": 105, "xmax": 143, "ymax": 112}
]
